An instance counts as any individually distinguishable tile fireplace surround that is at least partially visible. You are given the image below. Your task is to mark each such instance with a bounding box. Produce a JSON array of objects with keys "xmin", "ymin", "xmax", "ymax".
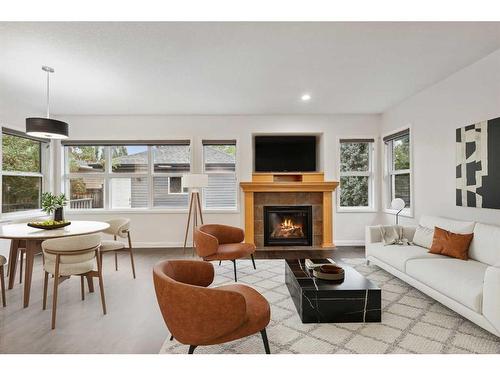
[
  {"xmin": 240, "ymin": 172, "xmax": 339, "ymax": 248},
  {"xmin": 257, "ymin": 194, "xmax": 319, "ymax": 247}
]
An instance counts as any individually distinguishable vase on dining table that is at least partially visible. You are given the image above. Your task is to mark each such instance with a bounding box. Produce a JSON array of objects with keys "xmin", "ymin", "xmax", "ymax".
[{"xmin": 54, "ymin": 207, "xmax": 64, "ymax": 222}]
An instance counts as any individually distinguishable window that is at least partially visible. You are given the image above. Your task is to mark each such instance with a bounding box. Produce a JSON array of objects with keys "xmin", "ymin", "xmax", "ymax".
[
  {"xmin": 202, "ymin": 140, "xmax": 237, "ymax": 210},
  {"xmin": 384, "ymin": 129, "xmax": 411, "ymax": 210},
  {"xmin": 63, "ymin": 141, "xmax": 191, "ymax": 210},
  {"xmin": 1, "ymin": 129, "xmax": 47, "ymax": 214},
  {"xmin": 338, "ymin": 138, "xmax": 374, "ymax": 209}
]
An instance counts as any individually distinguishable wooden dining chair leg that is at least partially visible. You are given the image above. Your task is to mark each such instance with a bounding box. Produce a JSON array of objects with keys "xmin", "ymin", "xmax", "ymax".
[
  {"xmin": 86, "ymin": 275, "xmax": 95, "ymax": 293},
  {"xmin": 19, "ymin": 250, "xmax": 24, "ymax": 284},
  {"xmin": 80, "ymin": 276, "xmax": 85, "ymax": 301},
  {"xmin": 0, "ymin": 264, "xmax": 6, "ymax": 307},
  {"xmin": 127, "ymin": 233, "xmax": 136, "ymax": 279},
  {"xmin": 42, "ymin": 272, "xmax": 49, "ymax": 310},
  {"xmin": 96, "ymin": 250, "xmax": 107, "ymax": 315},
  {"xmin": 51, "ymin": 256, "xmax": 61, "ymax": 329}
]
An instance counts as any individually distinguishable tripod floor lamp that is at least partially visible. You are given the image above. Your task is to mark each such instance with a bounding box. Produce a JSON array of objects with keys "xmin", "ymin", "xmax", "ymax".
[{"xmin": 182, "ymin": 173, "xmax": 209, "ymax": 251}]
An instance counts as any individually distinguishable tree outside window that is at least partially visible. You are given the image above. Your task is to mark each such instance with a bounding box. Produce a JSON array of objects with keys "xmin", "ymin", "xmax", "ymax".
[
  {"xmin": 339, "ymin": 140, "xmax": 373, "ymax": 208},
  {"xmin": 1, "ymin": 132, "xmax": 44, "ymax": 213}
]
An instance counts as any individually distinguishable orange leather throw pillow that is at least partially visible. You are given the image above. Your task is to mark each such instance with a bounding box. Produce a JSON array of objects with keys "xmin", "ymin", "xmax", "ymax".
[{"xmin": 429, "ymin": 226, "xmax": 473, "ymax": 260}]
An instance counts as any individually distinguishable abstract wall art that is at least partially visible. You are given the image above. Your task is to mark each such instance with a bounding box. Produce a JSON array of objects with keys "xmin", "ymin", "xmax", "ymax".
[{"xmin": 456, "ymin": 116, "xmax": 500, "ymax": 209}]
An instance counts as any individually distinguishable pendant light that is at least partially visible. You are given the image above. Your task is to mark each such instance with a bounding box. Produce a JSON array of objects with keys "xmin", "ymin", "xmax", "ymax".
[{"xmin": 26, "ymin": 66, "xmax": 69, "ymax": 139}]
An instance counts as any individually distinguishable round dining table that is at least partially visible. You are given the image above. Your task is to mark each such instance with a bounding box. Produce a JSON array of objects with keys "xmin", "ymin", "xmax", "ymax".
[{"xmin": 0, "ymin": 220, "xmax": 110, "ymax": 308}]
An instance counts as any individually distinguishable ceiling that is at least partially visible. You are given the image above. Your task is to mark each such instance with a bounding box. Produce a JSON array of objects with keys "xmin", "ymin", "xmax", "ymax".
[{"xmin": 1, "ymin": 22, "xmax": 500, "ymax": 115}]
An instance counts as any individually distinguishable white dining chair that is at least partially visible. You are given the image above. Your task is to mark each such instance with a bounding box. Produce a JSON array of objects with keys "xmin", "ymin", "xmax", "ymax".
[
  {"xmin": 100, "ymin": 218, "xmax": 136, "ymax": 279},
  {"xmin": 42, "ymin": 233, "xmax": 106, "ymax": 329}
]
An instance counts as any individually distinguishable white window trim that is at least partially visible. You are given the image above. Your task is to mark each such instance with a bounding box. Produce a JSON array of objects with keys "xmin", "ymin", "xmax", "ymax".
[
  {"xmin": 201, "ymin": 140, "xmax": 239, "ymax": 213},
  {"xmin": 336, "ymin": 137, "xmax": 377, "ymax": 213},
  {"xmin": 63, "ymin": 143, "xmax": 193, "ymax": 212},
  {"xmin": 0, "ymin": 130, "xmax": 50, "ymax": 219},
  {"xmin": 382, "ymin": 125, "xmax": 414, "ymax": 218}
]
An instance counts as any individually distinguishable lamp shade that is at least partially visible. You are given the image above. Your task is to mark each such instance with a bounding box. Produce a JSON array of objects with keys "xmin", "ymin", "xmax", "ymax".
[
  {"xmin": 391, "ymin": 198, "xmax": 406, "ymax": 211},
  {"xmin": 182, "ymin": 173, "xmax": 208, "ymax": 189},
  {"xmin": 26, "ymin": 117, "xmax": 69, "ymax": 139}
]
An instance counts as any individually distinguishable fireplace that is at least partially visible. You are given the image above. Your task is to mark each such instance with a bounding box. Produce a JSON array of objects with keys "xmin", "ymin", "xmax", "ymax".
[{"xmin": 263, "ymin": 206, "xmax": 313, "ymax": 246}]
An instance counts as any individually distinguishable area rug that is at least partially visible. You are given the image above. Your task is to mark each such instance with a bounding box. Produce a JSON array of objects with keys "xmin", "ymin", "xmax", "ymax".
[{"xmin": 159, "ymin": 258, "xmax": 500, "ymax": 354}]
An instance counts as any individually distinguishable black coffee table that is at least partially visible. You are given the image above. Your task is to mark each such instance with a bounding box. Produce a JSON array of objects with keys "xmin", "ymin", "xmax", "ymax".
[{"xmin": 285, "ymin": 259, "xmax": 381, "ymax": 323}]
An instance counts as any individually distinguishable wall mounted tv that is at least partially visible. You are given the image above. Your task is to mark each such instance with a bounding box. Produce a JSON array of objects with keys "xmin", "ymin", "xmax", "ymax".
[{"xmin": 254, "ymin": 135, "xmax": 317, "ymax": 172}]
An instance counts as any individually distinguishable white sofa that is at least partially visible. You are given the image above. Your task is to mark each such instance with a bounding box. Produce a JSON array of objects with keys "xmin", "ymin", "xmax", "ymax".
[{"xmin": 365, "ymin": 215, "xmax": 500, "ymax": 337}]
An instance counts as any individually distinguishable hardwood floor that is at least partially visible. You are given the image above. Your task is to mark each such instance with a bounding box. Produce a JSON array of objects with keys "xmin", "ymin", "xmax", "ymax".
[{"xmin": 0, "ymin": 246, "xmax": 364, "ymax": 354}]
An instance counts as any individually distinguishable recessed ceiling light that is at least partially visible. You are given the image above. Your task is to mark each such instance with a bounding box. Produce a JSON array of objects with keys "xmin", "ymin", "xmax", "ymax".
[{"xmin": 301, "ymin": 93, "xmax": 311, "ymax": 102}]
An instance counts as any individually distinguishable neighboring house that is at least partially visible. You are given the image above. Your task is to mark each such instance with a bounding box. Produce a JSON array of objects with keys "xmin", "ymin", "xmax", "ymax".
[{"xmin": 72, "ymin": 145, "xmax": 236, "ymax": 209}]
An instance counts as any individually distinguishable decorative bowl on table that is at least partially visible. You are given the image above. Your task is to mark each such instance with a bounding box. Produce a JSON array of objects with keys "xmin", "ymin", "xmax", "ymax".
[
  {"xmin": 27, "ymin": 220, "xmax": 71, "ymax": 230},
  {"xmin": 313, "ymin": 264, "xmax": 345, "ymax": 281}
]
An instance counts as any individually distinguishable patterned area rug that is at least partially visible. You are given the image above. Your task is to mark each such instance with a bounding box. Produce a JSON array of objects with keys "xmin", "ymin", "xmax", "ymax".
[{"xmin": 159, "ymin": 259, "xmax": 500, "ymax": 354}]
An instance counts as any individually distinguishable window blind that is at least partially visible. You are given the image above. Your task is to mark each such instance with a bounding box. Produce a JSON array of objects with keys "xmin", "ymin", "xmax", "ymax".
[
  {"xmin": 382, "ymin": 129, "xmax": 409, "ymax": 143},
  {"xmin": 2, "ymin": 127, "xmax": 50, "ymax": 143},
  {"xmin": 61, "ymin": 139, "xmax": 190, "ymax": 146},
  {"xmin": 339, "ymin": 138, "xmax": 375, "ymax": 143}
]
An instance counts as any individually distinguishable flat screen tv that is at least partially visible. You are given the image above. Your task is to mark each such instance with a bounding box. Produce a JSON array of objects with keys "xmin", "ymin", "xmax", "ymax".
[{"xmin": 254, "ymin": 136, "xmax": 317, "ymax": 172}]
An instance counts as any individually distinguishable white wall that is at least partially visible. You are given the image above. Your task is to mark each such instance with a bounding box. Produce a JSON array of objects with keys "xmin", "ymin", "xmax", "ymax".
[
  {"xmin": 53, "ymin": 114, "xmax": 382, "ymax": 247},
  {"xmin": 381, "ymin": 49, "xmax": 500, "ymax": 226}
]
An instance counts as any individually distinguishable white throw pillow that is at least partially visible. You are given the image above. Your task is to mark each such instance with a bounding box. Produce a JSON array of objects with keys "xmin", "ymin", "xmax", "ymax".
[{"xmin": 412, "ymin": 225, "xmax": 434, "ymax": 249}]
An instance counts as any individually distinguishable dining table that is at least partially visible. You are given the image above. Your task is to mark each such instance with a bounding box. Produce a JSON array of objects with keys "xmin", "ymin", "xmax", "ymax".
[{"xmin": 0, "ymin": 220, "xmax": 110, "ymax": 308}]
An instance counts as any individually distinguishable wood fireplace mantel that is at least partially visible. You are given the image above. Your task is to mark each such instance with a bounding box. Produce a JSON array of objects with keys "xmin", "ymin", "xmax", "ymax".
[{"xmin": 240, "ymin": 172, "xmax": 339, "ymax": 248}]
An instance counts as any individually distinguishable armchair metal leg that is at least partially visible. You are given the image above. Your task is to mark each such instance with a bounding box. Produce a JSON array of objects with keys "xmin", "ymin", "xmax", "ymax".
[
  {"xmin": 232, "ymin": 260, "xmax": 237, "ymax": 282},
  {"xmin": 261, "ymin": 329, "xmax": 270, "ymax": 354},
  {"xmin": 169, "ymin": 335, "xmax": 174, "ymax": 341},
  {"xmin": 250, "ymin": 254, "xmax": 256, "ymax": 270},
  {"xmin": 219, "ymin": 260, "xmax": 221, "ymax": 266},
  {"xmin": 188, "ymin": 345, "xmax": 197, "ymax": 354}
]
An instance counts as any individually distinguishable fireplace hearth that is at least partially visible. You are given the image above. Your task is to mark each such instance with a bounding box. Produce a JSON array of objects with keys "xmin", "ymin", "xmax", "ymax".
[{"xmin": 264, "ymin": 206, "xmax": 313, "ymax": 246}]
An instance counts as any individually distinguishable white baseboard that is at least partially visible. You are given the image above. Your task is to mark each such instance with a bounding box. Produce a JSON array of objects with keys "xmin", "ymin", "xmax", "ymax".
[
  {"xmin": 133, "ymin": 241, "xmax": 185, "ymax": 248},
  {"xmin": 334, "ymin": 240, "xmax": 365, "ymax": 247},
  {"xmin": 132, "ymin": 240, "xmax": 366, "ymax": 248}
]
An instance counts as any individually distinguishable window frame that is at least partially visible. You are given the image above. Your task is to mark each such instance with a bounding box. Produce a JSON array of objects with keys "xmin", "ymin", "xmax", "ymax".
[
  {"xmin": 383, "ymin": 126, "xmax": 414, "ymax": 218},
  {"xmin": 201, "ymin": 140, "xmax": 239, "ymax": 212},
  {"xmin": 336, "ymin": 137, "xmax": 376, "ymax": 213},
  {"xmin": 167, "ymin": 176, "xmax": 188, "ymax": 195},
  {"xmin": 0, "ymin": 128, "xmax": 50, "ymax": 219},
  {"xmin": 62, "ymin": 141, "xmax": 193, "ymax": 212}
]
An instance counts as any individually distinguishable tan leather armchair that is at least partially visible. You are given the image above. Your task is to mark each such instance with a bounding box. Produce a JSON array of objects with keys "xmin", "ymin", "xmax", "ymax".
[
  {"xmin": 194, "ymin": 224, "xmax": 256, "ymax": 282},
  {"xmin": 153, "ymin": 260, "xmax": 271, "ymax": 354}
]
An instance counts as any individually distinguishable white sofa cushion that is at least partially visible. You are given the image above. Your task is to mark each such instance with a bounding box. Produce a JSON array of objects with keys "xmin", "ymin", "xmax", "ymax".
[
  {"xmin": 469, "ymin": 223, "xmax": 500, "ymax": 266},
  {"xmin": 406, "ymin": 258, "xmax": 487, "ymax": 313},
  {"xmin": 412, "ymin": 225, "xmax": 434, "ymax": 249},
  {"xmin": 419, "ymin": 215, "xmax": 475, "ymax": 234},
  {"xmin": 366, "ymin": 242, "xmax": 446, "ymax": 272},
  {"xmin": 483, "ymin": 265, "xmax": 500, "ymax": 334}
]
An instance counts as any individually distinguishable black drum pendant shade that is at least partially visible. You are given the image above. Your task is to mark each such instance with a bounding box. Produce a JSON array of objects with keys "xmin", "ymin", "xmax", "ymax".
[
  {"xmin": 26, "ymin": 117, "xmax": 68, "ymax": 139},
  {"xmin": 25, "ymin": 66, "xmax": 69, "ymax": 139}
]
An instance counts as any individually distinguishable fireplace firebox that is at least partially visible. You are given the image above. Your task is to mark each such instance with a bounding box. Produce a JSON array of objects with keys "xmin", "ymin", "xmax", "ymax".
[{"xmin": 263, "ymin": 206, "xmax": 313, "ymax": 246}]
